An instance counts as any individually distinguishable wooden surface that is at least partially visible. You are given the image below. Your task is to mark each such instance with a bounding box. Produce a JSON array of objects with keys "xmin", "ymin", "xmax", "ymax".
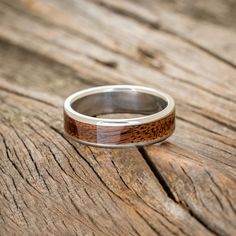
[{"xmin": 0, "ymin": 0, "xmax": 236, "ymax": 235}]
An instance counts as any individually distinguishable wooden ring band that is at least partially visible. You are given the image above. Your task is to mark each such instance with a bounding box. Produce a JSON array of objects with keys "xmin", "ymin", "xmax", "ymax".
[{"xmin": 64, "ymin": 85, "xmax": 175, "ymax": 147}]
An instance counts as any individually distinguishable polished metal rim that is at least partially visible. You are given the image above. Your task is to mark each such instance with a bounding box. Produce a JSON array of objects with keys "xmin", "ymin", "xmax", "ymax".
[
  {"xmin": 64, "ymin": 131, "xmax": 174, "ymax": 148},
  {"xmin": 64, "ymin": 85, "xmax": 175, "ymax": 126}
]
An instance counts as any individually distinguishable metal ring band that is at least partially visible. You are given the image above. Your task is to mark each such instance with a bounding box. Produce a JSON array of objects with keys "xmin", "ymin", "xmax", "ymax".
[{"xmin": 64, "ymin": 85, "xmax": 175, "ymax": 147}]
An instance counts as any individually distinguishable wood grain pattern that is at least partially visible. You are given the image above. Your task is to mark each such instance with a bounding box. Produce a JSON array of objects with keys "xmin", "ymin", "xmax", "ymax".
[
  {"xmin": 64, "ymin": 110, "xmax": 175, "ymax": 145},
  {"xmin": 0, "ymin": 0, "xmax": 235, "ymax": 235}
]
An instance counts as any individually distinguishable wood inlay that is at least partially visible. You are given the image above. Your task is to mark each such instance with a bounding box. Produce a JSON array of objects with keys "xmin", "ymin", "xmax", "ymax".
[{"xmin": 64, "ymin": 110, "xmax": 175, "ymax": 145}]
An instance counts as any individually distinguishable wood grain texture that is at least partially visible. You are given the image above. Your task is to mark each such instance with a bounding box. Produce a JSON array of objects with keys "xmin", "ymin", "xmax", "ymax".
[
  {"xmin": 0, "ymin": 0, "xmax": 235, "ymax": 235},
  {"xmin": 64, "ymin": 110, "xmax": 175, "ymax": 145}
]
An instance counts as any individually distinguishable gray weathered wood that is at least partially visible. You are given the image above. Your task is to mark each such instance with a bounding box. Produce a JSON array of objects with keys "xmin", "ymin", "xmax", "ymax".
[{"xmin": 0, "ymin": 0, "xmax": 235, "ymax": 235}]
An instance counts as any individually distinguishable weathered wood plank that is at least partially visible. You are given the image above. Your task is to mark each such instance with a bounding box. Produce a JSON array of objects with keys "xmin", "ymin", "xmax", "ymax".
[
  {"xmin": 131, "ymin": 0, "xmax": 236, "ymax": 29},
  {"xmin": 0, "ymin": 0, "xmax": 235, "ymax": 167},
  {"xmin": 0, "ymin": 0, "xmax": 236, "ymax": 235},
  {"xmin": 92, "ymin": 0, "xmax": 236, "ymax": 66},
  {"xmin": 0, "ymin": 39, "xmax": 96, "ymax": 97},
  {"xmin": 143, "ymin": 144, "xmax": 236, "ymax": 235},
  {"xmin": 0, "ymin": 83, "xmax": 214, "ymax": 235}
]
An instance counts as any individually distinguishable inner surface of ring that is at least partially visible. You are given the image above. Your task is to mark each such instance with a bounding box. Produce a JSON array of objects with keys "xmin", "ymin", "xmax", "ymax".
[{"xmin": 71, "ymin": 91, "xmax": 167, "ymax": 118}]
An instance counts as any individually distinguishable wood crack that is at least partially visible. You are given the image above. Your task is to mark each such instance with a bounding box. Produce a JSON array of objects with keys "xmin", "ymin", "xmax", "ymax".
[
  {"xmin": 27, "ymin": 119, "xmax": 90, "ymax": 183},
  {"xmin": 110, "ymin": 159, "xmax": 130, "ymax": 190},
  {"xmin": 48, "ymin": 131, "xmax": 190, "ymax": 235},
  {"xmin": 205, "ymin": 170, "xmax": 236, "ymax": 215},
  {"xmin": 12, "ymin": 126, "xmax": 41, "ymax": 178},
  {"xmin": 91, "ymin": 0, "xmax": 236, "ymax": 68},
  {"xmin": 138, "ymin": 147, "xmax": 220, "ymax": 235},
  {"xmin": 0, "ymin": 132, "xmax": 25, "ymax": 180},
  {"xmin": 135, "ymin": 211, "xmax": 162, "ymax": 236},
  {"xmin": 138, "ymin": 147, "xmax": 176, "ymax": 201}
]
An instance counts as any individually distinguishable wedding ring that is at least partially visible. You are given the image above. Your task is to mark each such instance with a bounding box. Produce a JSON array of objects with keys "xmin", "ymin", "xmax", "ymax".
[{"xmin": 64, "ymin": 85, "xmax": 175, "ymax": 147}]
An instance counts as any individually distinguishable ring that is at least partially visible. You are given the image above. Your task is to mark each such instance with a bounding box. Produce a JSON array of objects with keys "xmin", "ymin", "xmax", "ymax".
[{"xmin": 64, "ymin": 85, "xmax": 175, "ymax": 147}]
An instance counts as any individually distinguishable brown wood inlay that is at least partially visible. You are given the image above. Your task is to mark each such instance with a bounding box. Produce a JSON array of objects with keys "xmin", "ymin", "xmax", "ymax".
[{"xmin": 64, "ymin": 110, "xmax": 175, "ymax": 145}]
